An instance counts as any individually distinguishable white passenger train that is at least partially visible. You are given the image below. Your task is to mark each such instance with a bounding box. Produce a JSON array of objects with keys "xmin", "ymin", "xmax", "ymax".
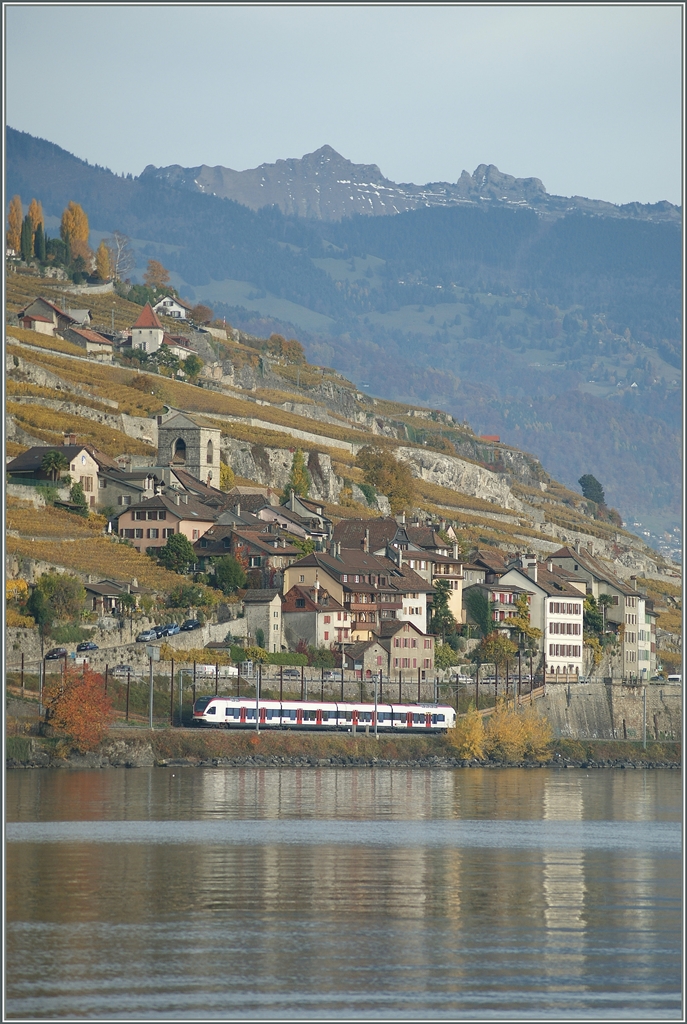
[{"xmin": 192, "ymin": 696, "xmax": 456, "ymax": 732}]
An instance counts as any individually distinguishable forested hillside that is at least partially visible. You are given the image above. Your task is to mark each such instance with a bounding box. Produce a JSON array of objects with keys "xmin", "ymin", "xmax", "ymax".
[{"xmin": 6, "ymin": 127, "xmax": 681, "ymax": 541}]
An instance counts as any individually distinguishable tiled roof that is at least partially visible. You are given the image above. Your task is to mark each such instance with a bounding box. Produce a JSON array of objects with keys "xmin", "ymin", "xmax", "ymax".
[
  {"xmin": 333, "ymin": 518, "xmax": 399, "ymax": 551},
  {"xmin": 282, "ymin": 585, "xmax": 344, "ymax": 613},
  {"xmin": 21, "ymin": 313, "xmax": 52, "ymax": 323},
  {"xmin": 7, "ymin": 444, "xmax": 119, "ymax": 473},
  {"xmin": 124, "ymin": 493, "xmax": 216, "ymax": 520},
  {"xmin": 131, "ymin": 303, "xmax": 163, "ymax": 330},
  {"xmin": 243, "ymin": 588, "xmax": 281, "ymax": 603},
  {"xmin": 70, "ymin": 327, "xmax": 112, "ymax": 346}
]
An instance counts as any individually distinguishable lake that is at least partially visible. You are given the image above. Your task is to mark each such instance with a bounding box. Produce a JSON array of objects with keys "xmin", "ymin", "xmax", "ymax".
[{"xmin": 5, "ymin": 767, "xmax": 682, "ymax": 1019}]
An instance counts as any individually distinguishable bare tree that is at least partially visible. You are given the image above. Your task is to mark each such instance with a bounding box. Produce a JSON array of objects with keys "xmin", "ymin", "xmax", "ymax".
[{"xmin": 107, "ymin": 231, "xmax": 136, "ymax": 280}]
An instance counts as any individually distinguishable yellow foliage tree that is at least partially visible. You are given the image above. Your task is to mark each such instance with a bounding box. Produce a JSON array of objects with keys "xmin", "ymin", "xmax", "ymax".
[
  {"xmin": 447, "ymin": 703, "xmax": 485, "ymax": 759},
  {"xmin": 219, "ymin": 460, "xmax": 235, "ymax": 491},
  {"xmin": 483, "ymin": 699, "xmax": 553, "ymax": 762},
  {"xmin": 7, "ymin": 194, "xmax": 22, "ymax": 252},
  {"xmin": 95, "ymin": 240, "xmax": 112, "ymax": 281},
  {"xmin": 6, "ymin": 578, "xmax": 29, "ymax": 603},
  {"xmin": 27, "ymin": 198, "xmax": 44, "ymax": 232},
  {"xmin": 60, "ymin": 201, "xmax": 89, "ymax": 244}
]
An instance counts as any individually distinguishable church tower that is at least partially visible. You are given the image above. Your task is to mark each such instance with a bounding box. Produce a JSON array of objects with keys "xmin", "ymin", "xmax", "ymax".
[{"xmin": 157, "ymin": 412, "xmax": 221, "ymax": 485}]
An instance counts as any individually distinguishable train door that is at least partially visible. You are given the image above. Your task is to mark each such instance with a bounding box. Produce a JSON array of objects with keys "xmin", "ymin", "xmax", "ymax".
[
  {"xmin": 259, "ymin": 707, "xmax": 266, "ymax": 725},
  {"xmin": 371, "ymin": 710, "xmax": 376, "ymax": 728},
  {"xmin": 352, "ymin": 710, "xmax": 359, "ymax": 728},
  {"xmin": 406, "ymin": 710, "xmax": 413, "ymax": 729},
  {"xmin": 425, "ymin": 713, "xmax": 431, "ymax": 728},
  {"xmin": 296, "ymin": 708, "xmax": 303, "ymax": 725},
  {"xmin": 316, "ymin": 708, "xmax": 322, "ymax": 726},
  {"xmin": 240, "ymin": 706, "xmax": 246, "ymax": 724}
]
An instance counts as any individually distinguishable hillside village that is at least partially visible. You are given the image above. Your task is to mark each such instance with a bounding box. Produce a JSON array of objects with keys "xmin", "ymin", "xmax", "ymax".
[{"xmin": 5, "ymin": 243, "xmax": 682, "ymax": 691}]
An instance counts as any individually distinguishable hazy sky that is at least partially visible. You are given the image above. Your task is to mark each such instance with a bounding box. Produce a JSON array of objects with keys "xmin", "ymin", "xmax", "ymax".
[{"xmin": 5, "ymin": 4, "xmax": 683, "ymax": 205}]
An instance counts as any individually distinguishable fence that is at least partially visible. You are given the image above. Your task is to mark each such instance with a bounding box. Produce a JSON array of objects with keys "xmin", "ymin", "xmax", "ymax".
[{"xmin": 6, "ymin": 656, "xmax": 545, "ymax": 729}]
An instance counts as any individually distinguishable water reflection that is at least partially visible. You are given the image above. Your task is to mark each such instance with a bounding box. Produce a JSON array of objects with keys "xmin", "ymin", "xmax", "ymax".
[{"xmin": 5, "ymin": 768, "xmax": 682, "ymax": 1019}]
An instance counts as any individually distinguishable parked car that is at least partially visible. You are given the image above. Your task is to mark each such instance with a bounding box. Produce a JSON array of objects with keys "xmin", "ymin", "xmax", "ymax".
[
  {"xmin": 153, "ymin": 625, "xmax": 169, "ymax": 638},
  {"xmin": 323, "ymin": 670, "xmax": 342, "ymax": 682},
  {"xmin": 76, "ymin": 641, "xmax": 99, "ymax": 652},
  {"xmin": 181, "ymin": 619, "xmax": 202, "ymax": 632},
  {"xmin": 136, "ymin": 630, "xmax": 157, "ymax": 643},
  {"xmin": 281, "ymin": 668, "xmax": 301, "ymax": 679},
  {"xmin": 163, "ymin": 623, "xmax": 180, "ymax": 636},
  {"xmin": 45, "ymin": 648, "xmax": 67, "ymax": 660},
  {"xmin": 112, "ymin": 664, "xmax": 134, "ymax": 676}
]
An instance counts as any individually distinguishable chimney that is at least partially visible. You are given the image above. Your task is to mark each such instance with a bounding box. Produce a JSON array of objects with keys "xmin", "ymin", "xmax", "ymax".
[
  {"xmin": 282, "ymin": 537, "xmax": 286, "ymax": 548},
  {"xmin": 547, "ymin": 560, "xmax": 553, "ymax": 573},
  {"xmin": 400, "ymin": 512, "xmax": 406, "ymax": 525},
  {"xmin": 398, "ymin": 549, "xmax": 403, "ymax": 569},
  {"xmin": 132, "ymin": 578, "xmax": 138, "ymax": 588},
  {"xmin": 290, "ymin": 490, "xmax": 296, "ymax": 511},
  {"xmin": 236, "ymin": 502, "xmax": 241, "ymax": 517},
  {"xmin": 174, "ymin": 493, "xmax": 180, "ymax": 505},
  {"xmin": 126, "ymin": 583, "xmax": 131, "ymax": 593},
  {"xmin": 364, "ymin": 528, "xmax": 370, "ymax": 554},
  {"xmin": 453, "ymin": 542, "xmax": 459, "ymax": 560}
]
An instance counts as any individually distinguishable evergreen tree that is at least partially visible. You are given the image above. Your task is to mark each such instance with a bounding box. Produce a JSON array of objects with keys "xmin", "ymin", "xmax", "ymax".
[
  {"xmin": 430, "ymin": 578, "xmax": 456, "ymax": 642},
  {"xmin": 578, "ymin": 474, "xmax": 605, "ymax": 505},
  {"xmin": 157, "ymin": 533, "xmax": 196, "ymax": 574},
  {"xmin": 34, "ymin": 222, "xmax": 46, "ymax": 262},
  {"xmin": 20, "ymin": 215, "xmax": 33, "ymax": 261},
  {"xmin": 69, "ymin": 482, "xmax": 89, "ymax": 517},
  {"xmin": 214, "ymin": 555, "xmax": 246, "ymax": 594}
]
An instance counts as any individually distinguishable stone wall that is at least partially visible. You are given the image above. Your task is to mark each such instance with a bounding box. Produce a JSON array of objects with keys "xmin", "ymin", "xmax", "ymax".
[{"xmin": 538, "ymin": 681, "xmax": 682, "ymax": 741}]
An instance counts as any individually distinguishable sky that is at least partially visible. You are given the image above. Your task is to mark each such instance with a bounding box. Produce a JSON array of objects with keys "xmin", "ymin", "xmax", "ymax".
[{"xmin": 4, "ymin": 4, "xmax": 683, "ymax": 206}]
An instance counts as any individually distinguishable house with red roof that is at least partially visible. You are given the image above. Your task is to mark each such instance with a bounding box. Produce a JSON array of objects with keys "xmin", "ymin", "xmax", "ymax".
[
  {"xmin": 18, "ymin": 296, "xmax": 77, "ymax": 336},
  {"xmin": 130, "ymin": 303, "xmax": 164, "ymax": 353},
  {"xmin": 63, "ymin": 325, "xmax": 113, "ymax": 362}
]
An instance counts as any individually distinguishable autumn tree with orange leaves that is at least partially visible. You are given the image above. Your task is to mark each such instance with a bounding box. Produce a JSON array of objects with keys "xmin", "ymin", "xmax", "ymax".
[
  {"xmin": 143, "ymin": 258, "xmax": 170, "ymax": 291},
  {"xmin": 28, "ymin": 197, "xmax": 44, "ymax": 232},
  {"xmin": 60, "ymin": 200, "xmax": 93, "ymax": 269},
  {"xmin": 7, "ymin": 194, "xmax": 22, "ymax": 252},
  {"xmin": 43, "ymin": 667, "xmax": 114, "ymax": 752}
]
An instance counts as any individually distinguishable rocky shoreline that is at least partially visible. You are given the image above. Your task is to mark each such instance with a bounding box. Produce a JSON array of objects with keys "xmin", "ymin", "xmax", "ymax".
[{"xmin": 5, "ymin": 739, "xmax": 681, "ymax": 772}]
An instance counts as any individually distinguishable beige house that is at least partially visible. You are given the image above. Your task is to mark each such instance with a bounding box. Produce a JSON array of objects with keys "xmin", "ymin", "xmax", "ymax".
[{"xmin": 116, "ymin": 493, "xmax": 215, "ymax": 553}]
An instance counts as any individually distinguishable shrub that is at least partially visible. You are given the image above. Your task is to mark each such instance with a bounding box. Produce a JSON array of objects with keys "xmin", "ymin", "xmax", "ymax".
[
  {"xmin": 50, "ymin": 625, "xmax": 94, "ymax": 643},
  {"xmin": 447, "ymin": 704, "xmax": 485, "ymax": 759},
  {"xmin": 43, "ymin": 667, "xmax": 114, "ymax": 752},
  {"xmin": 6, "ymin": 608, "xmax": 36, "ymax": 628},
  {"xmin": 483, "ymin": 700, "xmax": 553, "ymax": 762},
  {"xmin": 519, "ymin": 705, "xmax": 553, "ymax": 762}
]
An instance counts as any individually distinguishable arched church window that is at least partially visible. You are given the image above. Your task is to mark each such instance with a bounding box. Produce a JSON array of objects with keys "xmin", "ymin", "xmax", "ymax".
[{"xmin": 172, "ymin": 438, "xmax": 186, "ymax": 464}]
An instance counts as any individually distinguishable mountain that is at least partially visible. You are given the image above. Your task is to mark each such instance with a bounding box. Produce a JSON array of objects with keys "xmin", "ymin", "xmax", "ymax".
[
  {"xmin": 140, "ymin": 144, "xmax": 681, "ymax": 224},
  {"xmin": 5, "ymin": 128, "xmax": 682, "ymax": 543}
]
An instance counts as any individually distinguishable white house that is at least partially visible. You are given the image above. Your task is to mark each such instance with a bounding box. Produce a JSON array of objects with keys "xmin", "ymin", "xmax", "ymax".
[
  {"xmin": 497, "ymin": 556, "xmax": 585, "ymax": 680},
  {"xmin": 152, "ymin": 295, "xmax": 193, "ymax": 320},
  {"xmin": 131, "ymin": 303, "xmax": 164, "ymax": 353}
]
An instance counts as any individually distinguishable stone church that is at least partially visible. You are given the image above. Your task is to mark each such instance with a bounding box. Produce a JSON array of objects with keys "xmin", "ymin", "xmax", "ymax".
[{"xmin": 157, "ymin": 412, "xmax": 221, "ymax": 486}]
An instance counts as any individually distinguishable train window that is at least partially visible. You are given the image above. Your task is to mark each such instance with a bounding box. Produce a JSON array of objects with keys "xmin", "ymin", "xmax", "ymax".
[
  {"xmin": 225, "ymin": 708, "xmax": 238, "ymax": 717},
  {"xmin": 194, "ymin": 697, "xmax": 212, "ymax": 712},
  {"xmin": 266, "ymin": 710, "xmax": 274, "ymax": 720},
  {"xmin": 321, "ymin": 711, "xmax": 329, "ymax": 721},
  {"xmin": 437, "ymin": 715, "xmax": 445, "ymax": 722},
  {"xmin": 206, "ymin": 707, "xmax": 216, "ymax": 715},
  {"xmin": 344, "ymin": 712, "xmax": 352, "ymax": 722},
  {"xmin": 392, "ymin": 713, "xmax": 404, "ymax": 722},
  {"xmin": 246, "ymin": 709, "xmax": 255, "ymax": 719},
  {"xmin": 413, "ymin": 714, "xmax": 421, "ymax": 723}
]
